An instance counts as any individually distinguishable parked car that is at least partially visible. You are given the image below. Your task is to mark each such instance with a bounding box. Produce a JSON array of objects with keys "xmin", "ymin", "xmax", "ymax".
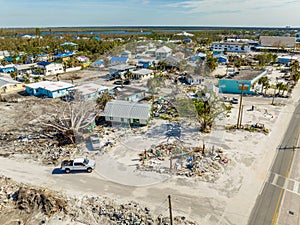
[
  {"xmin": 60, "ymin": 158, "xmax": 96, "ymax": 173},
  {"xmin": 113, "ymin": 79, "xmax": 131, "ymax": 85},
  {"xmin": 231, "ymin": 98, "xmax": 239, "ymax": 104},
  {"xmin": 113, "ymin": 80, "xmax": 122, "ymax": 85},
  {"xmin": 90, "ymin": 134, "xmax": 101, "ymax": 150}
]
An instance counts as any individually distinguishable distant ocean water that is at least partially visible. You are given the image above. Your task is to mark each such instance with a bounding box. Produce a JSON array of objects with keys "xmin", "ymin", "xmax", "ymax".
[{"xmin": 40, "ymin": 30, "xmax": 152, "ymax": 36}]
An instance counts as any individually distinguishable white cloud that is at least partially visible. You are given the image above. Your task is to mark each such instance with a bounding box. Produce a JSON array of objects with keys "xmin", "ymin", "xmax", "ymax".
[{"xmin": 166, "ymin": 0, "xmax": 300, "ymax": 15}]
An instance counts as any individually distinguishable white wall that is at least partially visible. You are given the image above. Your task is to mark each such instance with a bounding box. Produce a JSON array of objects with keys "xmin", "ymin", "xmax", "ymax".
[{"xmin": 65, "ymin": 66, "xmax": 82, "ymax": 73}]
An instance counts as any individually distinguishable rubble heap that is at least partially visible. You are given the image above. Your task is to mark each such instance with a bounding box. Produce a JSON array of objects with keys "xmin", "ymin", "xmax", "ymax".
[
  {"xmin": 0, "ymin": 131, "xmax": 78, "ymax": 166},
  {"xmin": 0, "ymin": 176, "xmax": 199, "ymax": 225},
  {"xmin": 138, "ymin": 142, "xmax": 229, "ymax": 182},
  {"xmin": 153, "ymin": 98, "xmax": 179, "ymax": 120},
  {"xmin": 0, "ymin": 176, "xmax": 68, "ymax": 225},
  {"xmin": 73, "ymin": 196, "xmax": 197, "ymax": 225}
]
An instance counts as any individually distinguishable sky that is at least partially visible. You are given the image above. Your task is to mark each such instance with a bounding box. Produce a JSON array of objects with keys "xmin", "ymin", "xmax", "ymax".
[{"xmin": 1, "ymin": 0, "xmax": 300, "ymax": 28}]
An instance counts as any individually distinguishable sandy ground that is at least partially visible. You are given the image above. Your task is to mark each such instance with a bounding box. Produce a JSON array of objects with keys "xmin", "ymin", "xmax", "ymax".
[{"xmin": 0, "ymin": 67, "xmax": 299, "ymax": 224}]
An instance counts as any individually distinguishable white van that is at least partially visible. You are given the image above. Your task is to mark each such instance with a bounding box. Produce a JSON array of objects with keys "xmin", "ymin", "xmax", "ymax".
[{"xmin": 90, "ymin": 134, "xmax": 101, "ymax": 150}]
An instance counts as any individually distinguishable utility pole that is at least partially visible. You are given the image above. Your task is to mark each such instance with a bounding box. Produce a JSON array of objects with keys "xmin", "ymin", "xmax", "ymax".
[
  {"xmin": 237, "ymin": 83, "xmax": 246, "ymax": 128},
  {"xmin": 272, "ymin": 85, "xmax": 277, "ymax": 105},
  {"xmin": 239, "ymin": 105, "xmax": 244, "ymax": 128},
  {"xmin": 168, "ymin": 195, "xmax": 173, "ymax": 225}
]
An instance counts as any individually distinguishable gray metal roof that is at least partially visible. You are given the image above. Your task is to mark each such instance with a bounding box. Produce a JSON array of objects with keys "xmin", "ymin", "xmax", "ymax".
[
  {"xmin": 0, "ymin": 77, "xmax": 20, "ymax": 87},
  {"xmin": 71, "ymin": 83, "xmax": 108, "ymax": 95},
  {"xmin": 259, "ymin": 36, "xmax": 296, "ymax": 48},
  {"xmin": 103, "ymin": 100, "xmax": 151, "ymax": 120}
]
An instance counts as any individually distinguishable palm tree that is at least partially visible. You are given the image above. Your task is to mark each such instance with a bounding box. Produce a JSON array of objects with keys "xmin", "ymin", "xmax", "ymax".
[
  {"xmin": 291, "ymin": 72, "xmax": 300, "ymax": 84},
  {"xmin": 258, "ymin": 76, "xmax": 270, "ymax": 94},
  {"xmin": 10, "ymin": 71, "xmax": 18, "ymax": 80},
  {"xmin": 281, "ymin": 84, "xmax": 289, "ymax": 96},
  {"xmin": 276, "ymin": 82, "xmax": 285, "ymax": 96},
  {"xmin": 290, "ymin": 61, "xmax": 299, "ymax": 74}
]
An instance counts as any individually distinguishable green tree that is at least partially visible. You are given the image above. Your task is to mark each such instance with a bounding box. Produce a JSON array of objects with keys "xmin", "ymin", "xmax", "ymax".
[
  {"xmin": 146, "ymin": 76, "xmax": 165, "ymax": 102},
  {"xmin": 193, "ymin": 89, "xmax": 226, "ymax": 132},
  {"xmin": 96, "ymin": 92, "xmax": 114, "ymax": 110},
  {"xmin": 291, "ymin": 72, "xmax": 300, "ymax": 84},
  {"xmin": 276, "ymin": 82, "xmax": 285, "ymax": 95},
  {"xmin": 258, "ymin": 76, "xmax": 270, "ymax": 94},
  {"xmin": 281, "ymin": 84, "xmax": 289, "ymax": 96},
  {"xmin": 206, "ymin": 53, "xmax": 218, "ymax": 72},
  {"xmin": 10, "ymin": 71, "xmax": 18, "ymax": 80}
]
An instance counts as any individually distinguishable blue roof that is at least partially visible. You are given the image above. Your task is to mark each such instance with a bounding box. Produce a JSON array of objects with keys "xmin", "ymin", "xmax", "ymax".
[
  {"xmin": 214, "ymin": 54, "xmax": 227, "ymax": 59},
  {"xmin": 110, "ymin": 56, "xmax": 128, "ymax": 62},
  {"xmin": 94, "ymin": 36, "xmax": 101, "ymax": 41},
  {"xmin": 37, "ymin": 61, "xmax": 52, "ymax": 67},
  {"xmin": 54, "ymin": 51, "xmax": 74, "ymax": 58},
  {"xmin": 94, "ymin": 60, "xmax": 104, "ymax": 65},
  {"xmin": 184, "ymin": 37, "xmax": 192, "ymax": 41},
  {"xmin": 36, "ymin": 53, "xmax": 48, "ymax": 57},
  {"xmin": 60, "ymin": 42, "xmax": 77, "ymax": 47}
]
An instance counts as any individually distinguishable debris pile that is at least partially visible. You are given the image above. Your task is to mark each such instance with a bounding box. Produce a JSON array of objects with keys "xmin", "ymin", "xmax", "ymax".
[
  {"xmin": 153, "ymin": 98, "xmax": 179, "ymax": 120},
  {"xmin": 74, "ymin": 196, "xmax": 196, "ymax": 224},
  {"xmin": 138, "ymin": 142, "xmax": 229, "ymax": 181},
  {"xmin": 225, "ymin": 123, "xmax": 270, "ymax": 134},
  {"xmin": 0, "ymin": 176, "xmax": 68, "ymax": 225},
  {"xmin": 0, "ymin": 131, "xmax": 78, "ymax": 166},
  {"xmin": 0, "ymin": 176, "xmax": 199, "ymax": 225}
]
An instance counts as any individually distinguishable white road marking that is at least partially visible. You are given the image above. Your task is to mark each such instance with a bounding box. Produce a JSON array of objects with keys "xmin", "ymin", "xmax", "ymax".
[{"xmin": 293, "ymin": 181, "xmax": 299, "ymax": 193}]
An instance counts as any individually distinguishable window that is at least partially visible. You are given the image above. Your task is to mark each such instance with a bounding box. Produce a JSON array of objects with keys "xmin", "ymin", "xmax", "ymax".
[
  {"xmin": 133, "ymin": 118, "xmax": 140, "ymax": 124},
  {"xmin": 121, "ymin": 118, "xmax": 124, "ymax": 122},
  {"xmin": 109, "ymin": 117, "xmax": 113, "ymax": 120}
]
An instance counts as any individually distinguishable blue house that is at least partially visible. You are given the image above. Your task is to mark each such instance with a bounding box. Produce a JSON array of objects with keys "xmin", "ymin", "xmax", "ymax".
[
  {"xmin": 54, "ymin": 51, "xmax": 74, "ymax": 59},
  {"xmin": 183, "ymin": 37, "xmax": 192, "ymax": 43},
  {"xmin": 277, "ymin": 55, "xmax": 297, "ymax": 65},
  {"xmin": 26, "ymin": 81, "xmax": 74, "ymax": 98},
  {"xmin": 214, "ymin": 54, "xmax": 227, "ymax": 63},
  {"xmin": 218, "ymin": 70, "xmax": 267, "ymax": 94},
  {"xmin": 94, "ymin": 36, "xmax": 101, "ymax": 41},
  {"xmin": 137, "ymin": 59, "xmax": 154, "ymax": 68},
  {"xmin": 110, "ymin": 56, "xmax": 128, "ymax": 66},
  {"xmin": 0, "ymin": 64, "xmax": 16, "ymax": 73},
  {"xmin": 189, "ymin": 53, "xmax": 207, "ymax": 62}
]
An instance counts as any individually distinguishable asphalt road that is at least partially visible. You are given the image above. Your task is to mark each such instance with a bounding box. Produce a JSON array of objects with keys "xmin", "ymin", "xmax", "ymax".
[{"xmin": 248, "ymin": 101, "xmax": 300, "ymax": 225}]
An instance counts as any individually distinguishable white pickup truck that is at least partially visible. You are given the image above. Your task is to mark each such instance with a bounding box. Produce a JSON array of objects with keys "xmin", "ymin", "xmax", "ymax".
[{"xmin": 60, "ymin": 158, "xmax": 96, "ymax": 173}]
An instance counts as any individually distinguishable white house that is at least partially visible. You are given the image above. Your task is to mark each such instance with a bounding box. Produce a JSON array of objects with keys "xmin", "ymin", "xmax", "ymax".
[
  {"xmin": 70, "ymin": 83, "xmax": 108, "ymax": 101},
  {"xmin": 121, "ymin": 50, "xmax": 132, "ymax": 59},
  {"xmin": 14, "ymin": 63, "xmax": 37, "ymax": 76},
  {"xmin": 109, "ymin": 65, "xmax": 136, "ymax": 77},
  {"xmin": 156, "ymin": 46, "xmax": 172, "ymax": 60},
  {"xmin": 132, "ymin": 68, "xmax": 154, "ymax": 80},
  {"xmin": 0, "ymin": 50, "xmax": 10, "ymax": 60},
  {"xmin": 103, "ymin": 100, "xmax": 152, "ymax": 126},
  {"xmin": 185, "ymin": 74, "xmax": 203, "ymax": 85},
  {"xmin": 37, "ymin": 62, "xmax": 64, "ymax": 76},
  {"xmin": 211, "ymin": 42, "xmax": 250, "ymax": 53}
]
